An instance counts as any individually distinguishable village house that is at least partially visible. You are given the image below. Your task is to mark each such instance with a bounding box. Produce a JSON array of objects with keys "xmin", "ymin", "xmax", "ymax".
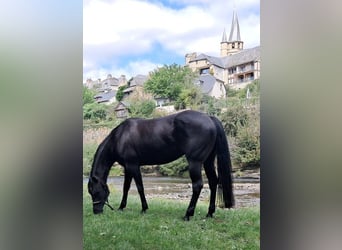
[
  {"xmin": 123, "ymin": 74, "xmax": 149, "ymax": 99},
  {"xmin": 85, "ymin": 74, "xmax": 127, "ymax": 104},
  {"xmin": 83, "ymin": 10, "xmax": 260, "ymax": 104},
  {"xmin": 185, "ymin": 10, "xmax": 260, "ymax": 90}
]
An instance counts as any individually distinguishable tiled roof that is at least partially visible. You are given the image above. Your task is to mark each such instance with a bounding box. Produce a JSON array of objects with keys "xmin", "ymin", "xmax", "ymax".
[
  {"xmin": 94, "ymin": 90, "xmax": 116, "ymax": 103},
  {"xmin": 189, "ymin": 46, "xmax": 260, "ymax": 69},
  {"xmin": 128, "ymin": 74, "xmax": 148, "ymax": 87},
  {"xmin": 195, "ymin": 74, "xmax": 218, "ymax": 94},
  {"xmin": 223, "ymin": 46, "xmax": 260, "ymax": 68}
]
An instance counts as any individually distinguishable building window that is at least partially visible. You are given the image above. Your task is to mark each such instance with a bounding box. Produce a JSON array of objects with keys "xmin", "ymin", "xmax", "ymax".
[
  {"xmin": 200, "ymin": 68, "xmax": 209, "ymax": 74},
  {"xmin": 229, "ymin": 67, "xmax": 236, "ymax": 74}
]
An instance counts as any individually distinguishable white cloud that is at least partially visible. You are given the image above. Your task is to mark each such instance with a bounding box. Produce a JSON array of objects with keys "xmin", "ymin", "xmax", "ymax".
[{"xmin": 83, "ymin": 0, "xmax": 260, "ymax": 81}]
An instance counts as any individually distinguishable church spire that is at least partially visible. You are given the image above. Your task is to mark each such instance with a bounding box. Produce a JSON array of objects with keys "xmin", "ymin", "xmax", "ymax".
[
  {"xmin": 220, "ymin": 9, "xmax": 244, "ymax": 57},
  {"xmin": 229, "ymin": 10, "xmax": 241, "ymax": 42},
  {"xmin": 222, "ymin": 28, "xmax": 227, "ymax": 42}
]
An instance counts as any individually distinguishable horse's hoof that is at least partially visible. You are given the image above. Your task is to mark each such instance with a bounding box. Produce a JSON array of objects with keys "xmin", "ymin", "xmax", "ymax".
[
  {"xmin": 206, "ymin": 213, "xmax": 213, "ymax": 218},
  {"xmin": 183, "ymin": 216, "xmax": 190, "ymax": 221},
  {"xmin": 118, "ymin": 207, "xmax": 124, "ymax": 211}
]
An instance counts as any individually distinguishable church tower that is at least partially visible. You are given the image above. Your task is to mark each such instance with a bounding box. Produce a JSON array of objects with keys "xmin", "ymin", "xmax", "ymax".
[{"xmin": 220, "ymin": 10, "xmax": 244, "ymax": 56}]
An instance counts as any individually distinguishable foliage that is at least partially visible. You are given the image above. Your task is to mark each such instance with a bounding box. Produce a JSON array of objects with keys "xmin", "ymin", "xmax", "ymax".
[
  {"xmin": 116, "ymin": 85, "xmax": 127, "ymax": 102},
  {"xmin": 221, "ymin": 100, "xmax": 260, "ymax": 168},
  {"xmin": 227, "ymin": 80, "xmax": 260, "ymax": 99},
  {"xmin": 83, "ymin": 102, "xmax": 109, "ymax": 122},
  {"xmin": 144, "ymin": 64, "xmax": 197, "ymax": 101},
  {"xmin": 83, "ymin": 144, "xmax": 124, "ymax": 177},
  {"xmin": 231, "ymin": 127, "xmax": 260, "ymax": 168},
  {"xmin": 129, "ymin": 99, "xmax": 156, "ymax": 118},
  {"xmin": 220, "ymin": 103, "xmax": 249, "ymax": 137},
  {"xmin": 83, "ymin": 85, "xmax": 96, "ymax": 106},
  {"xmin": 83, "ymin": 143, "xmax": 98, "ymax": 176},
  {"xmin": 82, "ymin": 78, "xmax": 260, "ymax": 174},
  {"xmin": 174, "ymin": 85, "xmax": 203, "ymax": 110},
  {"xmin": 83, "ymin": 186, "xmax": 260, "ymax": 250},
  {"xmin": 247, "ymin": 79, "xmax": 260, "ymax": 95},
  {"xmin": 216, "ymin": 80, "xmax": 260, "ymax": 168},
  {"xmin": 199, "ymin": 95, "xmax": 222, "ymax": 116},
  {"xmin": 151, "ymin": 108, "xmax": 168, "ymax": 118},
  {"xmin": 158, "ymin": 156, "xmax": 188, "ymax": 177}
]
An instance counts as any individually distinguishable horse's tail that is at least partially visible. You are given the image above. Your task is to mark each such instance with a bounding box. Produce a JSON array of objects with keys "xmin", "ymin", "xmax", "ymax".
[{"xmin": 211, "ymin": 116, "xmax": 235, "ymax": 208}]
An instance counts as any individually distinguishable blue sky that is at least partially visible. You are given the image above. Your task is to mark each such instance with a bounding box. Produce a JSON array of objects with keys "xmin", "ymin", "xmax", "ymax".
[{"xmin": 83, "ymin": 0, "xmax": 260, "ymax": 81}]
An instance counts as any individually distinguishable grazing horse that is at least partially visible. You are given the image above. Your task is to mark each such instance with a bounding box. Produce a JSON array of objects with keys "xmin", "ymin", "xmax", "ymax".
[{"xmin": 88, "ymin": 110, "xmax": 234, "ymax": 220}]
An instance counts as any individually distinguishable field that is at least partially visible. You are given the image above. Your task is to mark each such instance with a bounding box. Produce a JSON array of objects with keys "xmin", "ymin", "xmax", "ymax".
[{"xmin": 83, "ymin": 186, "xmax": 259, "ymax": 250}]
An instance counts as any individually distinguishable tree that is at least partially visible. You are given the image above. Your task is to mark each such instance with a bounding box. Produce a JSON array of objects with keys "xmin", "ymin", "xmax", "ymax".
[
  {"xmin": 116, "ymin": 85, "xmax": 126, "ymax": 102},
  {"xmin": 144, "ymin": 64, "xmax": 197, "ymax": 101},
  {"xmin": 83, "ymin": 86, "xmax": 96, "ymax": 106}
]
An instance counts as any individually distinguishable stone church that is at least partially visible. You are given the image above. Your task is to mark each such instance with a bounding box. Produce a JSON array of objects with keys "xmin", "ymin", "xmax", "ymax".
[{"xmin": 185, "ymin": 10, "xmax": 260, "ymax": 91}]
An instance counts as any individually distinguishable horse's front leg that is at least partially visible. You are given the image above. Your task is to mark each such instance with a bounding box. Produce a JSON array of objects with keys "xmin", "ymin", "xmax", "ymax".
[
  {"xmin": 131, "ymin": 165, "xmax": 148, "ymax": 213},
  {"xmin": 118, "ymin": 170, "xmax": 133, "ymax": 210}
]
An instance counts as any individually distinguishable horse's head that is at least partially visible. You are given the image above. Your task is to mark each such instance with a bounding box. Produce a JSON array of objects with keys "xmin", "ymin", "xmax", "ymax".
[{"xmin": 88, "ymin": 176, "xmax": 110, "ymax": 214}]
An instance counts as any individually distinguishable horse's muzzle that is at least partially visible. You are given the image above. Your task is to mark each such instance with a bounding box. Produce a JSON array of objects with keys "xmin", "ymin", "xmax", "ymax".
[{"xmin": 93, "ymin": 207, "xmax": 103, "ymax": 214}]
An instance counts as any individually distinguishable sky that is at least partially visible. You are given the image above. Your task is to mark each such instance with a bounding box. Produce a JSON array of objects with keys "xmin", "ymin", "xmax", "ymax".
[{"xmin": 83, "ymin": 0, "xmax": 260, "ymax": 82}]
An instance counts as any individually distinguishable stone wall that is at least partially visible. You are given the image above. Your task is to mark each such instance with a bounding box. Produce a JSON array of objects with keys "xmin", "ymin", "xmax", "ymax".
[{"xmin": 83, "ymin": 127, "xmax": 112, "ymax": 145}]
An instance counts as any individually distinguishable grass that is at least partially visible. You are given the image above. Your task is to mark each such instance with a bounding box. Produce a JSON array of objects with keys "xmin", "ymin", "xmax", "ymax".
[{"xmin": 83, "ymin": 186, "xmax": 259, "ymax": 250}]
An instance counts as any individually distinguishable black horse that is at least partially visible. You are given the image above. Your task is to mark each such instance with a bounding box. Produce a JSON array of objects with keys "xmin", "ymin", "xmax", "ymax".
[{"xmin": 88, "ymin": 110, "xmax": 234, "ymax": 220}]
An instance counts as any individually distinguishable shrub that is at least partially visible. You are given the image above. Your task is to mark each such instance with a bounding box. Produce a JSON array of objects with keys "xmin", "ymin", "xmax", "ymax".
[
  {"xmin": 220, "ymin": 103, "xmax": 249, "ymax": 137},
  {"xmin": 158, "ymin": 156, "xmax": 188, "ymax": 177},
  {"xmin": 83, "ymin": 103, "xmax": 108, "ymax": 121},
  {"xmin": 129, "ymin": 99, "xmax": 156, "ymax": 118},
  {"xmin": 231, "ymin": 127, "xmax": 260, "ymax": 168},
  {"xmin": 116, "ymin": 85, "xmax": 126, "ymax": 102},
  {"xmin": 83, "ymin": 86, "xmax": 96, "ymax": 106}
]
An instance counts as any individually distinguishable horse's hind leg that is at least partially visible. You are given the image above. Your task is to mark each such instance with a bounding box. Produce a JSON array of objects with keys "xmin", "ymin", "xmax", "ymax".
[
  {"xmin": 184, "ymin": 160, "xmax": 203, "ymax": 221},
  {"xmin": 204, "ymin": 156, "xmax": 218, "ymax": 218}
]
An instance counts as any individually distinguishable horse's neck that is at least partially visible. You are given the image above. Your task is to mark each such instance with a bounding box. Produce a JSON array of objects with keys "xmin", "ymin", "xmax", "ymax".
[
  {"xmin": 91, "ymin": 141, "xmax": 115, "ymax": 182},
  {"xmin": 91, "ymin": 163, "xmax": 110, "ymax": 183}
]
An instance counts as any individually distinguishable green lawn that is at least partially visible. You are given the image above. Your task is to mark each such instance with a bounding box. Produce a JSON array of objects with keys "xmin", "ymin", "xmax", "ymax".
[{"xmin": 83, "ymin": 186, "xmax": 259, "ymax": 250}]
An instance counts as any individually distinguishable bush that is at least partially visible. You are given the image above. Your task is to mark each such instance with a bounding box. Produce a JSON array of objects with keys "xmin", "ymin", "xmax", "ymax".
[
  {"xmin": 158, "ymin": 156, "xmax": 188, "ymax": 177},
  {"xmin": 116, "ymin": 85, "xmax": 126, "ymax": 102},
  {"xmin": 220, "ymin": 103, "xmax": 249, "ymax": 137},
  {"xmin": 83, "ymin": 103, "xmax": 109, "ymax": 121},
  {"xmin": 199, "ymin": 95, "xmax": 221, "ymax": 116},
  {"xmin": 129, "ymin": 99, "xmax": 156, "ymax": 118},
  {"xmin": 174, "ymin": 86, "xmax": 202, "ymax": 110},
  {"xmin": 231, "ymin": 127, "xmax": 260, "ymax": 168},
  {"xmin": 83, "ymin": 86, "xmax": 96, "ymax": 105}
]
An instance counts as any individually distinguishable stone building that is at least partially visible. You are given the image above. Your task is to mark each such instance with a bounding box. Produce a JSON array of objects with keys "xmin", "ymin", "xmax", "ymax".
[{"xmin": 185, "ymin": 10, "xmax": 260, "ymax": 90}]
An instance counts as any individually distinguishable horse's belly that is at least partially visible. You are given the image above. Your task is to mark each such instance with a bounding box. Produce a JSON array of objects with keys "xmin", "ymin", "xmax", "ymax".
[{"xmin": 139, "ymin": 146, "xmax": 183, "ymax": 165}]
